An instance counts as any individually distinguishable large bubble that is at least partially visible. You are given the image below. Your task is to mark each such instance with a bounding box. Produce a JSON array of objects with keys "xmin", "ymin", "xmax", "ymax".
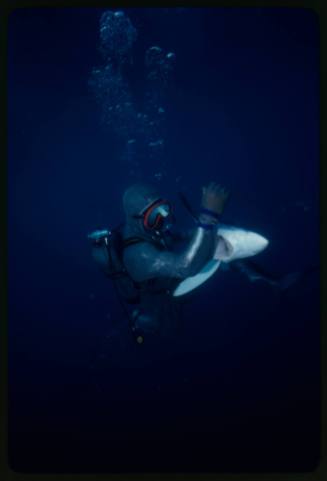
[
  {"xmin": 89, "ymin": 10, "xmax": 176, "ymax": 182},
  {"xmin": 145, "ymin": 46, "xmax": 175, "ymax": 85},
  {"xmin": 99, "ymin": 10, "xmax": 137, "ymax": 64}
]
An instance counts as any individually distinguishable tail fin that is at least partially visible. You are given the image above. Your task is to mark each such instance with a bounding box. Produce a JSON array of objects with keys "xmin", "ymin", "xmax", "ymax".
[
  {"xmin": 233, "ymin": 259, "xmax": 319, "ymax": 295},
  {"xmin": 278, "ymin": 272, "xmax": 302, "ymax": 291},
  {"xmin": 278, "ymin": 265, "xmax": 319, "ymax": 292}
]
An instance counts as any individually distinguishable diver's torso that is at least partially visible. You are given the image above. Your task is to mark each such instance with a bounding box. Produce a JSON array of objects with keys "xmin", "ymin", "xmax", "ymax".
[{"xmin": 121, "ymin": 223, "xmax": 181, "ymax": 297}]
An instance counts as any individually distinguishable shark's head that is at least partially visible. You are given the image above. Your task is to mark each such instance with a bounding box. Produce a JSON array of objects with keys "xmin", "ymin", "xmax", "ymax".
[{"xmin": 214, "ymin": 225, "xmax": 269, "ymax": 262}]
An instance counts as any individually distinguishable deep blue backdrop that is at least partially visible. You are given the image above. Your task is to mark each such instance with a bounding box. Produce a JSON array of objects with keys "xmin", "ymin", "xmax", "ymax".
[{"xmin": 8, "ymin": 7, "xmax": 320, "ymax": 472}]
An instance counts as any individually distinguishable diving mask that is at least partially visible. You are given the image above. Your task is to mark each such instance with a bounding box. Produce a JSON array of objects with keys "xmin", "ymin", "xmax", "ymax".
[{"xmin": 134, "ymin": 199, "xmax": 174, "ymax": 231}]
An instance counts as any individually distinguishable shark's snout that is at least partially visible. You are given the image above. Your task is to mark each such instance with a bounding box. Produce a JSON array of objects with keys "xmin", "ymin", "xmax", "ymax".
[{"xmin": 250, "ymin": 232, "xmax": 269, "ymax": 254}]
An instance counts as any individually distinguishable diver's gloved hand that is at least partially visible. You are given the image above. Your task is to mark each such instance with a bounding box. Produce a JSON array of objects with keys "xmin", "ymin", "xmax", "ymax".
[{"xmin": 200, "ymin": 182, "xmax": 229, "ymax": 225}]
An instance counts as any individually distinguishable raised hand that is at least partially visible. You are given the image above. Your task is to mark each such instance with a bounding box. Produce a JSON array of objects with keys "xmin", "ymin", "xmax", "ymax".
[{"xmin": 201, "ymin": 182, "xmax": 229, "ymax": 217}]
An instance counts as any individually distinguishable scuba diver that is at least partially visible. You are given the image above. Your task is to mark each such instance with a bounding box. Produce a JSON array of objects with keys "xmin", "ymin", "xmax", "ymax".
[
  {"xmin": 89, "ymin": 181, "xmax": 311, "ymax": 344},
  {"xmin": 89, "ymin": 182, "xmax": 230, "ymax": 343}
]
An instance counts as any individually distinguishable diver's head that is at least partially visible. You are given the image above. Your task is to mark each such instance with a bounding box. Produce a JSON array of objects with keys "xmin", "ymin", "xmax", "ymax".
[{"xmin": 123, "ymin": 183, "xmax": 174, "ymax": 236}]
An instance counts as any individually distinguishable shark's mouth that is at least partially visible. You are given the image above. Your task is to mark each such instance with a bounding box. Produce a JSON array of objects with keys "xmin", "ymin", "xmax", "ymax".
[{"xmin": 214, "ymin": 235, "xmax": 234, "ymax": 260}]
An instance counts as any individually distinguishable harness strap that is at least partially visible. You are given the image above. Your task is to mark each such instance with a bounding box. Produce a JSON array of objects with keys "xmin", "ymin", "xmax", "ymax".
[
  {"xmin": 122, "ymin": 237, "xmax": 145, "ymax": 249},
  {"xmin": 105, "ymin": 236, "xmax": 146, "ymax": 287}
]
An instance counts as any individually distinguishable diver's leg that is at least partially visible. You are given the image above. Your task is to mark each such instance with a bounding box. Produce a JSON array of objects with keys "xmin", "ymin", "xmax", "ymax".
[
  {"xmin": 132, "ymin": 293, "xmax": 161, "ymax": 333},
  {"xmin": 132, "ymin": 308, "xmax": 160, "ymax": 332}
]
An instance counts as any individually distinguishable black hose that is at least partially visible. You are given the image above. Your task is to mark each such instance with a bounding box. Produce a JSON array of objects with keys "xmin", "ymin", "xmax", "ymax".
[
  {"xmin": 178, "ymin": 191, "xmax": 199, "ymax": 223},
  {"xmin": 107, "ymin": 237, "xmax": 145, "ymax": 344}
]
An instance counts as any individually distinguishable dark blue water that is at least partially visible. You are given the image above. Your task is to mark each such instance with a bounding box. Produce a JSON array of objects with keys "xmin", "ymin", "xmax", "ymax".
[{"xmin": 8, "ymin": 7, "xmax": 320, "ymax": 473}]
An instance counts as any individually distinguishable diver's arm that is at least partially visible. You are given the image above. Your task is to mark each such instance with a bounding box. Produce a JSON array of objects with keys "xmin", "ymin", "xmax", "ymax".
[
  {"xmin": 123, "ymin": 224, "xmax": 217, "ymax": 281},
  {"xmin": 168, "ymin": 227, "xmax": 194, "ymax": 243}
]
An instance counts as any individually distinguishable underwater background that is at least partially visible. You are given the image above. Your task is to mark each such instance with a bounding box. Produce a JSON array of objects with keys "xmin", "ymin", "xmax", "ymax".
[{"xmin": 8, "ymin": 7, "xmax": 320, "ymax": 473}]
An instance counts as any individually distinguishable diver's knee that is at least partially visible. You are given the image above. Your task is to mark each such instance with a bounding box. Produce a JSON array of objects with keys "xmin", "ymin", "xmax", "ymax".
[{"xmin": 132, "ymin": 309, "xmax": 159, "ymax": 332}]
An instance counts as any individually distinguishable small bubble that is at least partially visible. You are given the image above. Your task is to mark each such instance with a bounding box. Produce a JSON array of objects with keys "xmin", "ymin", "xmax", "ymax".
[
  {"xmin": 149, "ymin": 46, "xmax": 162, "ymax": 53},
  {"xmin": 154, "ymin": 172, "xmax": 163, "ymax": 180},
  {"xmin": 149, "ymin": 139, "xmax": 164, "ymax": 148}
]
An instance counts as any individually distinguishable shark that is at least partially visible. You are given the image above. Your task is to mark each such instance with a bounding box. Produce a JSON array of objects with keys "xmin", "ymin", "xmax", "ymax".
[
  {"xmin": 173, "ymin": 223, "xmax": 269, "ymax": 297},
  {"xmin": 173, "ymin": 192, "xmax": 311, "ymax": 297}
]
